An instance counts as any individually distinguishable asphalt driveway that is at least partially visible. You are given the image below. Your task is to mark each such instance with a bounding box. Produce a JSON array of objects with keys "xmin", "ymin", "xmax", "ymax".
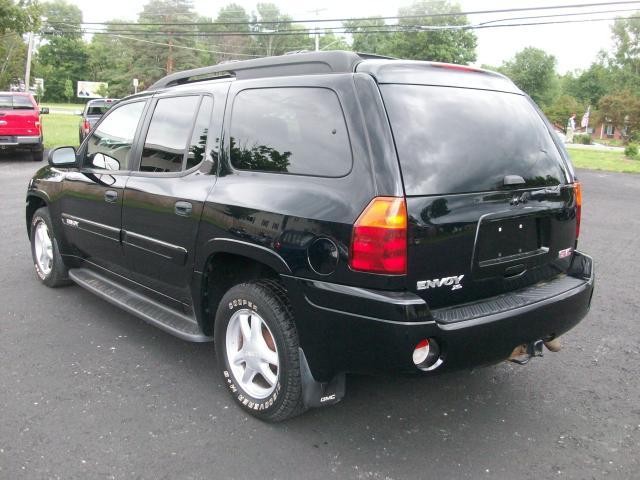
[{"xmin": 1, "ymin": 154, "xmax": 638, "ymax": 479}]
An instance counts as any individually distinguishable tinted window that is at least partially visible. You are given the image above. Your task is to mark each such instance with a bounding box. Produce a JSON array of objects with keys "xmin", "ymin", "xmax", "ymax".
[
  {"xmin": 86, "ymin": 101, "xmax": 145, "ymax": 171},
  {"xmin": 139, "ymin": 96, "xmax": 200, "ymax": 173},
  {"xmin": 186, "ymin": 96, "xmax": 213, "ymax": 170},
  {"xmin": 230, "ymin": 88, "xmax": 351, "ymax": 176},
  {"xmin": 86, "ymin": 103, "xmax": 111, "ymax": 115},
  {"xmin": 381, "ymin": 85, "xmax": 566, "ymax": 195},
  {"xmin": 0, "ymin": 95, "xmax": 34, "ymax": 109},
  {"xmin": 13, "ymin": 96, "xmax": 34, "ymax": 109}
]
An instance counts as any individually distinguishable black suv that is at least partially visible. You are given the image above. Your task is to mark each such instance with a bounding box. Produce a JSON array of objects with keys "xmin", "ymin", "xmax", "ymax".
[{"xmin": 26, "ymin": 51, "xmax": 594, "ymax": 421}]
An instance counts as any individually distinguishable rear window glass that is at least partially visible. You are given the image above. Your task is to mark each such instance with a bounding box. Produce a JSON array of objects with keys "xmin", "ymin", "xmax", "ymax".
[
  {"xmin": 0, "ymin": 95, "xmax": 34, "ymax": 110},
  {"xmin": 230, "ymin": 87, "xmax": 352, "ymax": 177},
  {"xmin": 381, "ymin": 85, "xmax": 566, "ymax": 196},
  {"xmin": 86, "ymin": 104, "xmax": 111, "ymax": 115}
]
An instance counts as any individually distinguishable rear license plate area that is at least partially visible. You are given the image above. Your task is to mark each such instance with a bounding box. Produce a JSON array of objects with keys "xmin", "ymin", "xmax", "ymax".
[{"xmin": 477, "ymin": 216, "xmax": 547, "ymax": 266}]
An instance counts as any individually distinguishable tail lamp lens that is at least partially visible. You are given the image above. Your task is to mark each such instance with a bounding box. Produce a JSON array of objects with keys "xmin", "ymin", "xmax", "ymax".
[
  {"xmin": 83, "ymin": 119, "xmax": 90, "ymax": 130},
  {"xmin": 349, "ymin": 197, "xmax": 407, "ymax": 275},
  {"xmin": 574, "ymin": 182, "xmax": 582, "ymax": 238}
]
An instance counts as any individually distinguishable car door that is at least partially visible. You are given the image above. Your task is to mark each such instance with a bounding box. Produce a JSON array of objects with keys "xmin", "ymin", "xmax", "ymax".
[
  {"xmin": 59, "ymin": 99, "xmax": 148, "ymax": 276},
  {"xmin": 121, "ymin": 85, "xmax": 226, "ymax": 304}
]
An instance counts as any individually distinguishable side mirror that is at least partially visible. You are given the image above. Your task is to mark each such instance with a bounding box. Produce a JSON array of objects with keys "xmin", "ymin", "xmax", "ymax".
[
  {"xmin": 40, "ymin": 107, "xmax": 49, "ymax": 114},
  {"xmin": 91, "ymin": 153, "xmax": 120, "ymax": 171},
  {"xmin": 48, "ymin": 146, "xmax": 77, "ymax": 167}
]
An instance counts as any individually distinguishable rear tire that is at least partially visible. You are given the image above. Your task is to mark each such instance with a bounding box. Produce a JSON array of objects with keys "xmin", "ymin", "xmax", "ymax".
[
  {"xmin": 30, "ymin": 207, "xmax": 70, "ymax": 287},
  {"xmin": 31, "ymin": 149, "xmax": 44, "ymax": 162},
  {"xmin": 214, "ymin": 280, "xmax": 306, "ymax": 422}
]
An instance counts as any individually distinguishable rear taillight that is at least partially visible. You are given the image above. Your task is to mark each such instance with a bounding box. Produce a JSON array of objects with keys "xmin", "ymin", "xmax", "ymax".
[
  {"xmin": 350, "ymin": 197, "xmax": 407, "ymax": 275},
  {"xmin": 574, "ymin": 182, "xmax": 582, "ymax": 238},
  {"xmin": 83, "ymin": 119, "xmax": 90, "ymax": 130}
]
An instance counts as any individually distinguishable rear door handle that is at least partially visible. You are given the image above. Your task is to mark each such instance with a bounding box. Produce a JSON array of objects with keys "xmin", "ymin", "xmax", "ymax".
[
  {"xmin": 175, "ymin": 201, "xmax": 193, "ymax": 217},
  {"xmin": 104, "ymin": 190, "xmax": 118, "ymax": 203}
]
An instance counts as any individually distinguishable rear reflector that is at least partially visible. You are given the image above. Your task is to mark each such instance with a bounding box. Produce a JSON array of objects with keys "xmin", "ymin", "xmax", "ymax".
[
  {"xmin": 412, "ymin": 338, "xmax": 443, "ymax": 371},
  {"xmin": 350, "ymin": 197, "xmax": 407, "ymax": 275},
  {"xmin": 574, "ymin": 182, "xmax": 582, "ymax": 239}
]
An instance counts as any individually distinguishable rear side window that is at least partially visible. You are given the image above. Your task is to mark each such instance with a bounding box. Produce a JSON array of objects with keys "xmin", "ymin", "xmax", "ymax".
[
  {"xmin": 230, "ymin": 87, "xmax": 352, "ymax": 177},
  {"xmin": 186, "ymin": 96, "xmax": 213, "ymax": 170},
  {"xmin": 139, "ymin": 95, "xmax": 211, "ymax": 173},
  {"xmin": 381, "ymin": 85, "xmax": 566, "ymax": 195},
  {"xmin": 86, "ymin": 101, "xmax": 145, "ymax": 171}
]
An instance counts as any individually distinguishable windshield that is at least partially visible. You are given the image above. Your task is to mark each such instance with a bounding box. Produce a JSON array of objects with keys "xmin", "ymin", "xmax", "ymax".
[{"xmin": 381, "ymin": 84, "xmax": 566, "ymax": 196}]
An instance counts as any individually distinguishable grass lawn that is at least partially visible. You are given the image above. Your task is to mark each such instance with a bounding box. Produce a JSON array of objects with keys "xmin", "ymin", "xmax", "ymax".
[
  {"xmin": 42, "ymin": 102, "xmax": 85, "ymax": 111},
  {"xmin": 42, "ymin": 113, "xmax": 79, "ymax": 149},
  {"xmin": 567, "ymin": 146, "xmax": 640, "ymax": 174}
]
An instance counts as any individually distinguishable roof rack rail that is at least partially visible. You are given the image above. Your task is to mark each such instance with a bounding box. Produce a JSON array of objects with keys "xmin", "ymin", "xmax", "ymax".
[{"xmin": 149, "ymin": 50, "xmax": 365, "ymax": 90}]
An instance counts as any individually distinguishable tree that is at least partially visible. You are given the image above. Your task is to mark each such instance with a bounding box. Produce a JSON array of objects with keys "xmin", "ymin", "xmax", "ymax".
[
  {"xmin": 251, "ymin": 3, "xmax": 311, "ymax": 57},
  {"xmin": 543, "ymin": 95, "xmax": 582, "ymax": 129},
  {"xmin": 500, "ymin": 47, "xmax": 558, "ymax": 106},
  {"xmin": 345, "ymin": 18, "xmax": 393, "ymax": 55},
  {"xmin": 137, "ymin": 0, "xmax": 202, "ymax": 76},
  {"xmin": 597, "ymin": 90, "xmax": 640, "ymax": 141},
  {"xmin": 0, "ymin": 33, "xmax": 27, "ymax": 89},
  {"xmin": 63, "ymin": 78, "xmax": 73, "ymax": 102},
  {"xmin": 35, "ymin": 0, "xmax": 88, "ymax": 101},
  {"xmin": 0, "ymin": 0, "xmax": 40, "ymax": 35},
  {"xmin": 318, "ymin": 31, "xmax": 350, "ymax": 51},
  {"xmin": 345, "ymin": 1, "xmax": 476, "ymax": 63},
  {"xmin": 390, "ymin": 1, "xmax": 477, "ymax": 63},
  {"xmin": 610, "ymin": 13, "xmax": 640, "ymax": 92},
  {"xmin": 198, "ymin": 4, "xmax": 253, "ymax": 64}
]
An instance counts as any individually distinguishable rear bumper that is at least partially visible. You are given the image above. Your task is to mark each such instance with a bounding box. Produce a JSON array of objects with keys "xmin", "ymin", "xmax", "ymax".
[
  {"xmin": 0, "ymin": 136, "xmax": 42, "ymax": 148},
  {"xmin": 282, "ymin": 252, "xmax": 594, "ymax": 381}
]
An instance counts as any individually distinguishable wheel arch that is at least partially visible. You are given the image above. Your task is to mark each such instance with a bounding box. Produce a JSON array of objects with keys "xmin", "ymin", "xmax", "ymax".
[
  {"xmin": 26, "ymin": 193, "xmax": 49, "ymax": 239},
  {"xmin": 195, "ymin": 238, "xmax": 292, "ymax": 335}
]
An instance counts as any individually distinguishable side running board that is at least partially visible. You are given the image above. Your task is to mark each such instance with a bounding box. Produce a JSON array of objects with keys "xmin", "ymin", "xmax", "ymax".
[{"xmin": 68, "ymin": 268, "xmax": 213, "ymax": 342}]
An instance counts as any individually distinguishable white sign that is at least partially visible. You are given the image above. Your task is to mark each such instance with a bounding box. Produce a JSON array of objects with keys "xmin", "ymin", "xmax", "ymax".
[
  {"xmin": 77, "ymin": 81, "xmax": 108, "ymax": 99},
  {"xmin": 133, "ymin": 78, "xmax": 139, "ymax": 87}
]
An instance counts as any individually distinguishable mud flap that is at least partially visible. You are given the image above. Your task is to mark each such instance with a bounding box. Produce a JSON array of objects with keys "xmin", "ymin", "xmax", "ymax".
[{"xmin": 299, "ymin": 348, "xmax": 346, "ymax": 408}]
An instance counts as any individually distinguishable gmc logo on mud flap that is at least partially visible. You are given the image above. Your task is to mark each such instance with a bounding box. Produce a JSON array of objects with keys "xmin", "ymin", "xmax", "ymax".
[
  {"xmin": 320, "ymin": 394, "xmax": 336, "ymax": 403},
  {"xmin": 417, "ymin": 275, "xmax": 464, "ymax": 291}
]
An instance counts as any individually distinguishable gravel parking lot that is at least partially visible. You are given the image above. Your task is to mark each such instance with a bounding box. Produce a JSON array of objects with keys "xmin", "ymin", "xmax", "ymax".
[{"xmin": 1, "ymin": 154, "xmax": 639, "ymax": 479}]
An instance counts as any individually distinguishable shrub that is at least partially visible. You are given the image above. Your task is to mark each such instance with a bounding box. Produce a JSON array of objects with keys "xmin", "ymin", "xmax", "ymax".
[
  {"xmin": 574, "ymin": 134, "xmax": 592, "ymax": 145},
  {"xmin": 624, "ymin": 144, "xmax": 639, "ymax": 159}
]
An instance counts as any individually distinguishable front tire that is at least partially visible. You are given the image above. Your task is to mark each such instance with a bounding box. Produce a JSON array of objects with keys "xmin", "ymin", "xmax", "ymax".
[
  {"xmin": 215, "ymin": 280, "xmax": 306, "ymax": 422},
  {"xmin": 30, "ymin": 207, "xmax": 69, "ymax": 287}
]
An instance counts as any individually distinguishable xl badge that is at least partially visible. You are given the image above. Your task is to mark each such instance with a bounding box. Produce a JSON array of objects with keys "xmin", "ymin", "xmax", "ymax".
[{"xmin": 417, "ymin": 275, "xmax": 464, "ymax": 291}]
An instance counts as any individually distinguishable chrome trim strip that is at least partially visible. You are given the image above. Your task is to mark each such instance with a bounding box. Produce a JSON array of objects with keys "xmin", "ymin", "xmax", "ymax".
[
  {"xmin": 61, "ymin": 213, "xmax": 120, "ymax": 233},
  {"xmin": 123, "ymin": 230, "xmax": 187, "ymax": 254}
]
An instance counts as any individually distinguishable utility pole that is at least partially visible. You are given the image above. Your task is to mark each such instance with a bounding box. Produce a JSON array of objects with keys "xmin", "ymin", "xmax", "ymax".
[
  {"xmin": 307, "ymin": 8, "xmax": 327, "ymax": 52},
  {"xmin": 24, "ymin": 32, "xmax": 34, "ymax": 92}
]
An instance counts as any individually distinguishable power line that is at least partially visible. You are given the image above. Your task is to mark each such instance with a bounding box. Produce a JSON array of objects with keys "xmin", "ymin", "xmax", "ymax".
[
  {"xmin": 107, "ymin": 33, "xmax": 262, "ymax": 57},
  {"xmin": 44, "ymin": 1, "xmax": 640, "ymax": 27},
  {"xmin": 46, "ymin": 7, "xmax": 640, "ymax": 36},
  {"xmin": 42, "ymin": 14, "xmax": 640, "ymax": 37}
]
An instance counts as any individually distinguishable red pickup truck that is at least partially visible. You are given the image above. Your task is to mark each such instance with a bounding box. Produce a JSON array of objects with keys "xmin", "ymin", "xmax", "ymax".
[{"xmin": 0, "ymin": 92, "xmax": 48, "ymax": 161}]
